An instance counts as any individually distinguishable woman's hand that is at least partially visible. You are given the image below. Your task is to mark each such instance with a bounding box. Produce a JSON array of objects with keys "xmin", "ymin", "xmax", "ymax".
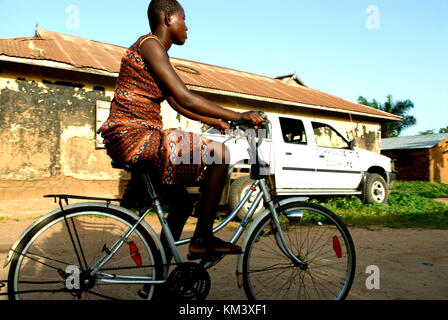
[
  {"xmin": 239, "ymin": 111, "xmax": 265, "ymax": 128},
  {"xmin": 213, "ymin": 119, "xmax": 230, "ymax": 134}
]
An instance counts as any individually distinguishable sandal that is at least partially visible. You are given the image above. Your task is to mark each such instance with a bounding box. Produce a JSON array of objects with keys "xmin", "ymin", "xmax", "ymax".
[{"xmin": 188, "ymin": 236, "xmax": 243, "ymax": 260}]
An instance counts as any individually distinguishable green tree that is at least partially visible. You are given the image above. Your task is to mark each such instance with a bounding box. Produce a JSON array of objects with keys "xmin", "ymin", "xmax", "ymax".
[
  {"xmin": 439, "ymin": 126, "xmax": 448, "ymax": 133},
  {"xmin": 418, "ymin": 126, "xmax": 448, "ymax": 135},
  {"xmin": 358, "ymin": 95, "xmax": 416, "ymax": 138},
  {"xmin": 419, "ymin": 129, "xmax": 436, "ymax": 135}
]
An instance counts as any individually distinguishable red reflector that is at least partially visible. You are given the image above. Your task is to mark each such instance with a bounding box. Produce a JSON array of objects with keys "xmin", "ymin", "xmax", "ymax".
[
  {"xmin": 332, "ymin": 236, "xmax": 342, "ymax": 258},
  {"xmin": 129, "ymin": 241, "xmax": 142, "ymax": 266}
]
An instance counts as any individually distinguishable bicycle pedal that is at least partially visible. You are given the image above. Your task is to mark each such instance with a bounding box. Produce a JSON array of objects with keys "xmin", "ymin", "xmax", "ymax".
[{"xmin": 138, "ymin": 289, "xmax": 149, "ymax": 300}]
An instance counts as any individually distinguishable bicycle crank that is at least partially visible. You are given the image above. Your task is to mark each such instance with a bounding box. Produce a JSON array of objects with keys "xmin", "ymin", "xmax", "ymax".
[{"xmin": 167, "ymin": 263, "xmax": 210, "ymax": 301}]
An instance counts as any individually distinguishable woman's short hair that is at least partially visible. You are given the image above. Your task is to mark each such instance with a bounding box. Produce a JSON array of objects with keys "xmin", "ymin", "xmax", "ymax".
[{"xmin": 148, "ymin": 0, "xmax": 182, "ymax": 31}]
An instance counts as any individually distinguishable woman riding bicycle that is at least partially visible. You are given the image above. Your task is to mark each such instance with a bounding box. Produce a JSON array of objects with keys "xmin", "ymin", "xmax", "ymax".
[{"xmin": 97, "ymin": 0, "xmax": 264, "ymax": 259}]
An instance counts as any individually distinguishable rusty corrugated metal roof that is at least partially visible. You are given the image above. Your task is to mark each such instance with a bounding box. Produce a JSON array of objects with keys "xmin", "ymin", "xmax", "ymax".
[
  {"xmin": 0, "ymin": 29, "xmax": 124, "ymax": 73},
  {"xmin": 0, "ymin": 29, "xmax": 401, "ymax": 121}
]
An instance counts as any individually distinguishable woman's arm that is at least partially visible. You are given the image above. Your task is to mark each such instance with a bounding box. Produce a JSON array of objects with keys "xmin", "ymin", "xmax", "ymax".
[
  {"xmin": 166, "ymin": 96, "xmax": 229, "ymax": 132},
  {"xmin": 140, "ymin": 39, "xmax": 263, "ymax": 125}
]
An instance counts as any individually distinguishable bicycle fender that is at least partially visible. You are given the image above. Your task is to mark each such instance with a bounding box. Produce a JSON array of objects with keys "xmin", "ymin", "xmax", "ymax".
[
  {"xmin": 235, "ymin": 197, "xmax": 308, "ymax": 288},
  {"xmin": 3, "ymin": 202, "xmax": 167, "ymax": 270}
]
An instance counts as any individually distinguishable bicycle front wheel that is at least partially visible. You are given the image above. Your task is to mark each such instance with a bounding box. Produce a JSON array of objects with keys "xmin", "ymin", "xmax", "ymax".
[
  {"xmin": 8, "ymin": 206, "xmax": 163, "ymax": 300},
  {"xmin": 242, "ymin": 201, "xmax": 356, "ymax": 300}
]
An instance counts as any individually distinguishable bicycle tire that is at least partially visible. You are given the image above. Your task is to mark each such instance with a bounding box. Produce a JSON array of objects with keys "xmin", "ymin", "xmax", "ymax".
[
  {"xmin": 242, "ymin": 201, "xmax": 356, "ymax": 300},
  {"xmin": 8, "ymin": 205, "xmax": 164, "ymax": 300}
]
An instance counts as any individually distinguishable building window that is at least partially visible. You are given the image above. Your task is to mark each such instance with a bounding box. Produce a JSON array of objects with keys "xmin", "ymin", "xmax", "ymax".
[{"xmin": 96, "ymin": 100, "xmax": 111, "ymax": 148}]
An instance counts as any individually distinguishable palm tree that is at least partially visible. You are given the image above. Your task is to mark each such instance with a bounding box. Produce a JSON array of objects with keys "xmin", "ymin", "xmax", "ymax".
[{"xmin": 358, "ymin": 95, "xmax": 417, "ymax": 138}]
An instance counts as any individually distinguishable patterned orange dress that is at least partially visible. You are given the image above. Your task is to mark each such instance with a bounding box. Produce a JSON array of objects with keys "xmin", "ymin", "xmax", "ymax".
[{"xmin": 98, "ymin": 33, "xmax": 213, "ymax": 185}]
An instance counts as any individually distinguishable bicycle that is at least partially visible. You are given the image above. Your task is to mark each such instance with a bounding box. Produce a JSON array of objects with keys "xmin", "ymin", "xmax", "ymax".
[{"xmin": 1, "ymin": 116, "xmax": 356, "ymax": 300}]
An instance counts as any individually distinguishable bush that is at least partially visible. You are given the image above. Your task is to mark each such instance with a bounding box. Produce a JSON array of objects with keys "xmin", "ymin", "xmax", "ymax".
[
  {"xmin": 386, "ymin": 193, "xmax": 448, "ymax": 228},
  {"xmin": 393, "ymin": 181, "xmax": 448, "ymax": 198},
  {"xmin": 314, "ymin": 182, "xmax": 448, "ymax": 229}
]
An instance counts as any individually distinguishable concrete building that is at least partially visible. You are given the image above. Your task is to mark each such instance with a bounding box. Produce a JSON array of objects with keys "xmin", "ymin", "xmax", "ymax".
[
  {"xmin": 381, "ymin": 134, "xmax": 448, "ymax": 183},
  {"xmin": 0, "ymin": 29, "xmax": 401, "ymax": 200}
]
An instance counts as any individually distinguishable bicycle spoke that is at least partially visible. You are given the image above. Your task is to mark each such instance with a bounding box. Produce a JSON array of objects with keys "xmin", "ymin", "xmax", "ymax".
[
  {"xmin": 18, "ymin": 280, "xmax": 64, "ymax": 285},
  {"xmin": 251, "ymin": 268, "xmax": 287, "ymax": 299},
  {"xmin": 278, "ymin": 267, "xmax": 298, "ymax": 300},
  {"xmin": 64, "ymin": 216, "xmax": 85, "ymax": 272},
  {"xmin": 13, "ymin": 249, "xmax": 70, "ymax": 271},
  {"xmin": 247, "ymin": 263, "xmax": 296, "ymax": 274},
  {"xmin": 306, "ymin": 271, "xmax": 341, "ymax": 299},
  {"xmin": 242, "ymin": 202, "xmax": 355, "ymax": 300},
  {"xmin": 306, "ymin": 269, "xmax": 331, "ymax": 299},
  {"xmin": 8, "ymin": 207, "xmax": 163, "ymax": 300},
  {"xmin": 69, "ymin": 217, "xmax": 89, "ymax": 271},
  {"xmin": 10, "ymin": 287, "xmax": 68, "ymax": 295}
]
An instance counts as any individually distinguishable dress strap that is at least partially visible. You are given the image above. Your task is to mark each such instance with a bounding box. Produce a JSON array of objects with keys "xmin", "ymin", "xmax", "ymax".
[{"xmin": 139, "ymin": 34, "xmax": 166, "ymax": 50}]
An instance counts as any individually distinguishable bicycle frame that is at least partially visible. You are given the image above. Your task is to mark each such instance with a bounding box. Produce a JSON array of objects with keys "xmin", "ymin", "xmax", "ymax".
[
  {"xmin": 88, "ymin": 177, "xmax": 266, "ymax": 282},
  {"xmin": 89, "ymin": 179, "xmax": 306, "ymax": 284}
]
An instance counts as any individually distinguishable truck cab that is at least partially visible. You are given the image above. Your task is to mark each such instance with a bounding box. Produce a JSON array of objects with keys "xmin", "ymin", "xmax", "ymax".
[{"xmin": 194, "ymin": 112, "xmax": 395, "ymax": 218}]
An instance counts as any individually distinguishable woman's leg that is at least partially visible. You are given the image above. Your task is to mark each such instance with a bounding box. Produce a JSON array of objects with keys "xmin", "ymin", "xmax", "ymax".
[
  {"xmin": 121, "ymin": 174, "xmax": 192, "ymax": 263},
  {"xmin": 120, "ymin": 173, "xmax": 149, "ymax": 212},
  {"xmin": 190, "ymin": 142, "xmax": 242, "ymax": 256},
  {"xmin": 158, "ymin": 183, "xmax": 193, "ymax": 263},
  {"xmin": 193, "ymin": 162, "xmax": 228, "ymax": 240}
]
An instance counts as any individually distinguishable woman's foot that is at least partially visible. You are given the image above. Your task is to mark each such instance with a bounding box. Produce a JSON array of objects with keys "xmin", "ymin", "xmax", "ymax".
[{"xmin": 188, "ymin": 236, "xmax": 242, "ymax": 260}]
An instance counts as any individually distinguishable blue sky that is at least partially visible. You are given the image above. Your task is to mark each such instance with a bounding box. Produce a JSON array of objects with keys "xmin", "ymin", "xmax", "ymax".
[{"xmin": 0, "ymin": 0, "xmax": 447, "ymax": 135}]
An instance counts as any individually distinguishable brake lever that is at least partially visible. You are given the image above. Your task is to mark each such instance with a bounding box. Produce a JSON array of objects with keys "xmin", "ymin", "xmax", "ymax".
[{"xmin": 222, "ymin": 128, "xmax": 249, "ymax": 144}]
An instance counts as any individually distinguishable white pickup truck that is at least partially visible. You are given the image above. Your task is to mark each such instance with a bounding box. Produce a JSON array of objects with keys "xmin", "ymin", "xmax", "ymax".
[{"xmin": 190, "ymin": 112, "xmax": 396, "ymax": 218}]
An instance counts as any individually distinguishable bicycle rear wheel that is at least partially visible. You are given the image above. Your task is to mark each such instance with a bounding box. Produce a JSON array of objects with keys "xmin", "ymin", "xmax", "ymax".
[
  {"xmin": 242, "ymin": 201, "xmax": 356, "ymax": 300},
  {"xmin": 8, "ymin": 206, "xmax": 163, "ymax": 300}
]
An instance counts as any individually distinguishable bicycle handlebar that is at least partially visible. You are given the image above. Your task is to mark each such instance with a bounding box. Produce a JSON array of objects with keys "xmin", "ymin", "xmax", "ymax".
[{"xmin": 229, "ymin": 111, "xmax": 269, "ymax": 129}]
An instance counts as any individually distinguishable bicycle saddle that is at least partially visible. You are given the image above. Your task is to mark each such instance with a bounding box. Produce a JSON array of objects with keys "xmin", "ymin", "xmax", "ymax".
[
  {"xmin": 111, "ymin": 160, "xmax": 134, "ymax": 171},
  {"xmin": 111, "ymin": 160, "xmax": 151, "ymax": 173}
]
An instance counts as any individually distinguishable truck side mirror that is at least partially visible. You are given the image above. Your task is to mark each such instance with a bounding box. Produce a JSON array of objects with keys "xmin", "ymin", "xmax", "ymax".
[{"xmin": 349, "ymin": 139, "xmax": 357, "ymax": 150}]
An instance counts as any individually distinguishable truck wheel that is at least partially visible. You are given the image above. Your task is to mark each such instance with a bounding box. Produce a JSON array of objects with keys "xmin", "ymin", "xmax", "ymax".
[
  {"xmin": 364, "ymin": 173, "xmax": 388, "ymax": 204},
  {"xmin": 229, "ymin": 176, "xmax": 264, "ymax": 220}
]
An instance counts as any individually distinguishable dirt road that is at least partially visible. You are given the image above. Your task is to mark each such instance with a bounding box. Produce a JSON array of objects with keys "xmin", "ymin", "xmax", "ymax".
[{"xmin": 1, "ymin": 212, "xmax": 447, "ymax": 300}]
